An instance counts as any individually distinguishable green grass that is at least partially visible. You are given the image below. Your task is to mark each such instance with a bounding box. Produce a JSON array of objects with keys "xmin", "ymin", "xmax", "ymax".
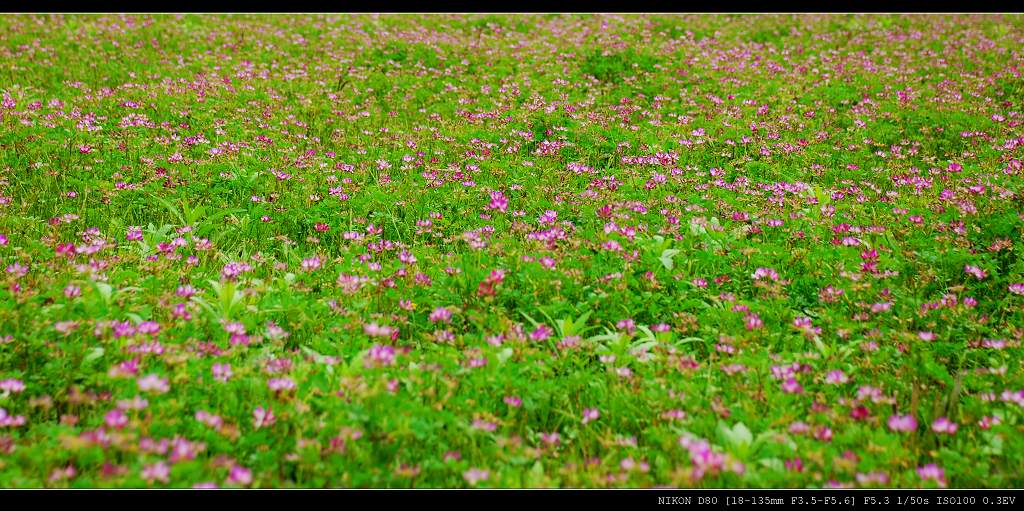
[{"xmin": 0, "ymin": 13, "xmax": 1022, "ymax": 489}]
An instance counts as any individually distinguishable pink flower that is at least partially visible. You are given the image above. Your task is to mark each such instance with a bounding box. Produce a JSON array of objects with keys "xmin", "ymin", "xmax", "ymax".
[
  {"xmin": 301, "ymin": 256, "xmax": 322, "ymax": 272},
  {"xmin": 678, "ymin": 435, "xmax": 742, "ymax": 481},
  {"xmin": 917, "ymin": 464, "xmax": 946, "ymax": 487},
  {"xmin": 964, "ymin": 265, "xmax": 987, "ymax": 280},
  {"xmin": 365, "ymin": 344, "xmax": 396, "ymax": 368},
  {"xmin": 503, "ymin": 396, "xmax": 522, "ymax": 408},
  {"xmin": 932, "ymin": 417, "xmax": 958, "ymax": 435},
  {"xmin": 781, "ymin": 378, "xmax": 804, "ymax": 394},
  {"xmin": 979, "ymin": 415, "xmax": 1001, "ymax": 429},
  {"xmin": 825, "ymin": 370, "xmax": 848, "ymax": 384},
  {"xmin": 0, "ymin": 379, "xmax": 25, "ymax": 393},
  {"xmin": 104, "ymin": 409, "xmax": 129, "ymax": 429},
  {"xmin": 54, "ymin": 321, "xmax": 78, "ymax": 335},
  {"xmin": 538, "ymin": 210, "xmax": 558, "ymax": 225},
  {"xmin": 616, "ymin": 318, "xmax": 636, "ymax": 334},
  {"xmin": 212, "ymin": 363, "xmax": 232, "ymax": 383},
  {"xmin": 887, "ymin": 414, "xmax": 917, "ymax": 433},
  {"xmin": 1008, "ymin": 283, "xmax": 1024, "ymax": 295},
  {"xmin": 788, "ymin": 421, "xmax": 811, "ymax": 435},
  {"xmin": 472, "ymin": 419, "xmax": 497, "ymax": 432},
  {"xmin": 428, "ymin": 306, "xmax": 452, "ymax": 324},
  {"xmin": 220, "ymin": 261, "xmax": 253, "ymax": 281},
  {"xmin": 0, "ymin": 407, "xmax": 26, "ymax": 427},
  {"xmin": 463, "ymin": 468, "xmax": 489, "ymax": 485},
  {"xmin": 814, "ymin": 426, "xmax": 833, "ymax": 442},
  {"xmin": 126, "ymin": 227, "xmax": 144, "ymax": 241},
  {"xmin": 530, "ymin": 324, "xmax": 552, "ymax": 341},
  {"xmin": 744, "ymin": 313, "xmax": 764, "ymax": 330},
  {"xmin": 141, "ymin": 462, "xmax": 170, "ymax": 484},
  {"xmin": 49, "ymin": 465, "xmax": 77, "ymax": 482},
  {"xmin": 227, "ymin": 465, "xmax": 253, "ymax": 486},
  {"xmin": 253, "ymin": 406, "xmax": 276, "ymax": 429},
  {"xmin": 363, "ymin": 323, "xmax": 397, "ymax": 338},
  {"xmin": 137, "ymin": 374, "xmax": 170, "ymax": 394},
  {"xmin": 582, "ymin": 408, "xmax": 600, "ymax": 424},
  {"xmin": 540, "ymin": 432, "xmax": 560, "ymax": 446},
  {"xmin": 856, "ymin": 471, "xmax": 890, "ymax": 486},
  {"xmin": 751, "ymin": 267, "xmax": 779, "ymax": 281},
  {"xmin": 195, "ymin": 410, "xmax": 223, "ymax": 429},
  {"xmin": 267, "ymin": 378, "xmax": 296, "ymax": 392}
]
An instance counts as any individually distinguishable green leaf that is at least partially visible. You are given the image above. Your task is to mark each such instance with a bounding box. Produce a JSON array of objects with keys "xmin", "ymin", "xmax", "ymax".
[
  {"xmin": 82, "ymin": 347, "xmax": 105, "ymax": 364},
  {"xmin": 94, "ymin": 281, "xmax": 113, "ymax": 305},
  {"xmin": 659, "ymin": 248, "xmax": 681, "ymax": 270}
]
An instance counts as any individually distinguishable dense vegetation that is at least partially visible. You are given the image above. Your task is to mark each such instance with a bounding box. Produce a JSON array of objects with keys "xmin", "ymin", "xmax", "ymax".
[{"xmin": 0, "ymin": 13, "xmax": 1023, "ymax": 488}]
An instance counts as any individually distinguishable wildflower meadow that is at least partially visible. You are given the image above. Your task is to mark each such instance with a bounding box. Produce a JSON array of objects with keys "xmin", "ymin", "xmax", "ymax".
[{"xmin": 0, "ymin": 13, "xmax": 1023, "ymax": 489}]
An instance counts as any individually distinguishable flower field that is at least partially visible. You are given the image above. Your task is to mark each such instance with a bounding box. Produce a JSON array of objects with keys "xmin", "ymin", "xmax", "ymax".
[{"xmin": 0, "ymin": 13, "xmax": 1023, "ymax": 488}]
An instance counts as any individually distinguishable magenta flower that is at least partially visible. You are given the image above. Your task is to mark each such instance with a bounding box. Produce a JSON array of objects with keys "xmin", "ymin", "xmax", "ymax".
[
  {"xmin": 1008, "ymin": 283, "xmax": 1024, "ymax": 295},
  {"xmin": 463, "ymin": 468, "xmax": 489, "ymax": 486},
  {"xmin": 529, "ymin": 324, "xmax": 552, "ymax": 341},
  {"xmin": 49, "ymin": 465, "xmax": 77, "ymax": 482},
  {"xmin": 212, "ymin": 363, "xmax": 232, "ymax": 383},
  {"xmin": 365, "ymin": 344, "xmax": 396, "ymax": 368},
  {"xmin": 537, "ymin": 210, "xmax": 557, "ymax": 225},
  {"xmin": 195, "ymin": 410, "xmax": 223, "ymax": 429},
  {"xmin": 0, "ymin": 408, "xmax": 26, "ymax": 428},
  {"xmin": 856, "ymin": 471, "xmax": 890, "ymax": 486},
  {"xmin": 781, "ymin": 378, "xmax": 804, "ymax": 394},
  {"xmin": 751, "ymin": 267, "xmax": 779, "ymax": 281},
  {"xmin": 54, "ymin": 320, "xmax": 78, "ymax": 335},
  {"xmin": 126, "ymin": 226, "xmax": 143, "ymax": 241},
  {"xmin": 252, "ymin": 406, "xmax": 276, "ymax": 429},
  {"xmin": 788, "ymin": 421, "xmax": 810, "ymax": 435},
  {"xmin": 363, "ymin": 322, "xmax": 397, "ymax": 338},
  {"xmin": 301, "ymin": 256, "xmax": 322, "ymax": 272},
  {"xmin": 825, "ymin": 370, "xmax": 848, "ymax": 384},
  {"xmin": 678, "ymin": 435, "xmax": 742, "ymax": 481},
  {"xmin": 616, "ymin": 318, "xmax": 636, "ymax": 334},
  {"xmin": 104, "ymin": 409, "xmax": 128, "ymax": 429},
  {"xmin": 979, "ymin": 416, "xmax": 1001, "ymax": 429},
  {"xmin": 141, "ymin": 462, "xmax": 170, "ymax": 484},
  {"xmin": 931, "ymin": 417, "xmax": 958, "ymax": 435},
  {"xmin": 267, "ymin": 378, "xmax": 296, "ymax": 392},
  {"xmin": 581, "ymin": 408, "xmax": 600, "ymax": 424},
  {"xmin": 428, "ymin": 306, "xmax": 452, "ymax": 324},
  {"xmin": 964, "ymin": 265, "xmax": 987, "ymax": 280},
  {"xmin": 472, "ymin": 419, "xmax": 497, "ymax": 432},
  {"xmin": 540, "ymin": 432, "xmax": 560, "ymax": 446},
  {"xmin": 917, "ymin": 464, "xmax": 946, "ymax": 487},
  {"xmin": 137, "ymin": 374, "xmax": 169, "ymax": 394},
  {"xmin": 503, "ymin": 395, "xmax": 522, "ymax": 408},
  {"xmin": 744, "ymin": 313, "xmax": 764, "ymax": 330},
  {"xmin": 887, "ymin": 414, "xmax": 918, "ymax": 433},
  {"xmin": 227, "ymin": 465, "xmax": 253, "ymax": 486},
  {"xmin": 814, "ymin": 426, "xmax": 833, "ymax": 442},
  {"xmin": 220, "ymin": 261, "xmax": 253, "ymax": 281},
  {"xmin": 0, "ymin": 379, "xmax": 25, "ymax": 393}
]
